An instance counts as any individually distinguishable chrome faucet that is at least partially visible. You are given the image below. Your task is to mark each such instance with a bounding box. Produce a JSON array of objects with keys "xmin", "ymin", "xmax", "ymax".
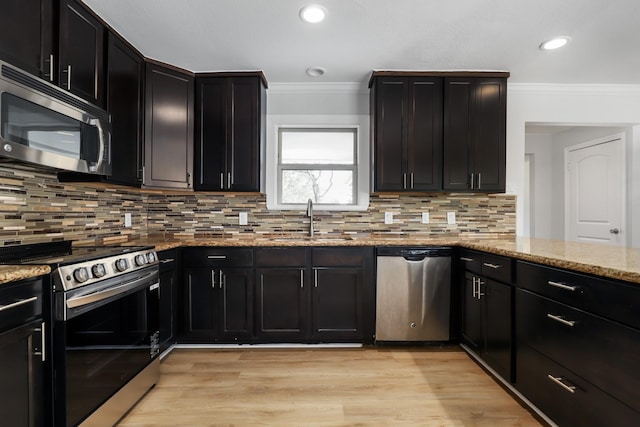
[{"xmin": 306, "ymin": 198, "xmax": 314, "ymax": 237}]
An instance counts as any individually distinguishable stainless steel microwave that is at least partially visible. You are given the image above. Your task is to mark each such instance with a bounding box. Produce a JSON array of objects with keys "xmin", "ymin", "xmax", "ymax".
[{"xmin": 0, "ymin": 59, "xmax": 111, "ymax": 175}]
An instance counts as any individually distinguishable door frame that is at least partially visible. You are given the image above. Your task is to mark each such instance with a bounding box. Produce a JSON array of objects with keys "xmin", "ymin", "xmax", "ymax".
[{"xmin": 564, "ymin": 132, "xmax": 627, "ymax": 245}]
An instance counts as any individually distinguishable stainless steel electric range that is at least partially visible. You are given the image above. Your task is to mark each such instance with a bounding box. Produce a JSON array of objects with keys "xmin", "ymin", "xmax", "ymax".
[{"xmin": 0, "ymin": 240, "xmax": 160, "ymax": 427}]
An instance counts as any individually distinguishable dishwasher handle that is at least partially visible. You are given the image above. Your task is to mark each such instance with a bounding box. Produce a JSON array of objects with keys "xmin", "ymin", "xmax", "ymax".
[{"xmin": 403, "ymin": 255, "xmax": 427, "ymax": 261}]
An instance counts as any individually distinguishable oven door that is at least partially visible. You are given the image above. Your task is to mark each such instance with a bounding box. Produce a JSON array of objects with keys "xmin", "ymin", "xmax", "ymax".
[{"xmin": 53, "ymin": 267, "xmax": 159, "ymax": 427}]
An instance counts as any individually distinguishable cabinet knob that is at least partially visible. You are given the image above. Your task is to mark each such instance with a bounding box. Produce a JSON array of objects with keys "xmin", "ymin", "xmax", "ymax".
[{"xmin": 609, "ymin": 228, "xmax": 620, "ymax": 234}]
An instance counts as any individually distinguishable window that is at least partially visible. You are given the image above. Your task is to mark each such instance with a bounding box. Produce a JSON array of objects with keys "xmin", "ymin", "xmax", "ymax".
[{"xmin": 278, "ymin": 128, "xmax": 357, "ymax": 205}]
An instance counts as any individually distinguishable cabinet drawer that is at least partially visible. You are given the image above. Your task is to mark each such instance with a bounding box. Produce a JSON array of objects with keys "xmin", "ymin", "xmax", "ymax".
[
  {"xmin": 312, "ymin": 247, "xmax": 365, "ymax": 267},
  {"xmin": 480, "ymin": 253, "xmax": 512, "ymax": 283},
  {"xmin": 516, "ymin": 288, "xmax": 640, "ymax": 413},
  {"xmin": 458, "ymin": 249, "xmax": 482, "ymax": 274},
  {"xmin": 158, "ymin": 249, "xmax": 178, "ymax": 272},
  {"xmin": 516, "ymin": 261, "xmax": 640, "ymax": 329},
  {"xmin": 182, "ymin": 248, "xmax": 253, "ymax": 268},
  {"xmin": 516, "ymin": 344, "xmax": 640, "ymax": 427},
  {"xmin": 255, "ymin": 247, "xmax": 307, "ymax": 267},
  {"xmin": 0, "ymin": 278, "xmax": 43, "ymax": 333}
]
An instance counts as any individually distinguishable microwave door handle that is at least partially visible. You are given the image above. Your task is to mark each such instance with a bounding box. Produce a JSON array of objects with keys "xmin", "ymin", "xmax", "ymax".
[{"xmin": 89, "ymin": 118, "xmax": 105, "ymax": 172}]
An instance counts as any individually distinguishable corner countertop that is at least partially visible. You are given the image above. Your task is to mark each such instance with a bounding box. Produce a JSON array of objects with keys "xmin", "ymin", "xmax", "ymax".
[{"xmin": 2, "ymin": 236, "xmax": 640, "ymax": 286}]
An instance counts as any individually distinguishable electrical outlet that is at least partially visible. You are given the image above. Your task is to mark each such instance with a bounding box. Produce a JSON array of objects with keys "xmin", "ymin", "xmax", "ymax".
[
  {"xmin": 384, "ymin": 212, "xmax": 394, "ymax": 224},
  {"xmin": 447, "ymin": 211, "xmax": 456, "ymax": 225},
  {"xmin": 421, "ymin": 212, "xmax": 430, "ymax": 224},
  {"xmin": 124, "ymin": 213, "xmax": 132, "ymax": 228},
  {"xmin": 239, "ymin": 212, "xmax": 248, "ymax": 226}
]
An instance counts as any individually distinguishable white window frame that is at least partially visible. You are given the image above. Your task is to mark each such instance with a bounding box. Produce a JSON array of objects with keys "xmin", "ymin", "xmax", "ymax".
[
  {"xmin": 266, "ymin": 114, "xmax": 370, "ymax": 211},
  {"xmin": 277, "ymin": 127, "xmax": 358, "ymax": 206}
]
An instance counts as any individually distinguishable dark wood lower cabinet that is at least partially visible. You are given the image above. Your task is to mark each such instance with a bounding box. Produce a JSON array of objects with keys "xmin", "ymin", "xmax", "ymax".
[
  {"xmin": 255, "ymin": 268, "xmax": 308, "ymax": 342},
  {"xmin": 460, "ymin": 272, "xmax": 512, "ymax": 382},
  {"xmin": 219, "ymin": 268, "xmax": 253, "ymax": 342},
  {"xmin": 312, "ymin": 268, "xmax": 363, "ymax": 342},
  {"xmin": 158, "ymin": 250, "xmax": 179, "ymax": 352},
  {"xmin": 179, "ymin": 246, "xmax": 373, "ymax": 344},
  {"xmin": 483, "ymin": 279, "xmax": 512, "ymax": 381},
  {"xmin": 182, "ymin": 267, "xmax": 253, "ymax": 343},
  {"xmin": 460, "ymin": 272, "xmax": 482, "ymax": 351},
  {"xmin": 516, "ymin": 344, "xmax": 640, "ymax": 427}
]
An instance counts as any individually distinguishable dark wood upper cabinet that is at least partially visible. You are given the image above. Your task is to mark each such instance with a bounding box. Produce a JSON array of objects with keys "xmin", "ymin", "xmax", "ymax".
[
  {"xmin": 106, "ymin": 32, "xmax": 144, "ymax": 186},
  {"xmin": 58, "ymin": 0, "xmax": 105, "ymax": 107},
  {"xmin": 0, "ymin": 0, "xmax": 54, "ymax": 80},
  {"xmin": 371, "ymin": 76, "xmax": 443, "ymax": 192},
  {"xmin": 443, "ymin": 77, "xmax": 507, "ymax": 192},
  {"xmin": 144, "ymin": 62, "xmax": 194, "ymax": 189},
  {"xmin": 195, "ymin": 74, "xmax": 267, "ymax": 192}
]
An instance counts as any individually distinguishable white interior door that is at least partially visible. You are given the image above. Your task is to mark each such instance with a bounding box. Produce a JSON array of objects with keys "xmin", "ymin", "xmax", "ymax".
[{"xmin": 565, "ymin": 135, "xmax": 625, "ymax": 246}]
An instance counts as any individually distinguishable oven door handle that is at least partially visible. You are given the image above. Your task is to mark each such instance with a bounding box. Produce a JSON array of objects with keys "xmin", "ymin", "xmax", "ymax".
[{"xmin": 66, "ymin": 270, "xmax": 157, "ymax": 309}]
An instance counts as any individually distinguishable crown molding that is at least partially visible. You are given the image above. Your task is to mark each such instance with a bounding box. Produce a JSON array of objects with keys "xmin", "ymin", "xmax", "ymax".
[
  {"xmin": 268, "ymin": 82, "xmax": 368, "ymax": 95},
  {"xmin": 509, "ymin": 83, "xmax": 640, "ymax": 96}
]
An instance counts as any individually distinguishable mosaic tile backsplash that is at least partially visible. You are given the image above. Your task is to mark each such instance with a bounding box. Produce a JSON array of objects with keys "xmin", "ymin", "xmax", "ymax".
[{"xmin": 0, "ymin": 164, "xmax": 515, "ymax": 246}]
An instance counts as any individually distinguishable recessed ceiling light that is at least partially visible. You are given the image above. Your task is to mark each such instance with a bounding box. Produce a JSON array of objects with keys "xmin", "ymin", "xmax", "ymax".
[
  {"xmin": 306, "ymin": 66, "xmax": 327, "ymax": 77},
  {"xmin": 539, "ymin": 36, "xmax": 571, "ymax": 50},
  {"xmin": 300, "ymin": 5, "xmax": 327, "ymax": 23}
]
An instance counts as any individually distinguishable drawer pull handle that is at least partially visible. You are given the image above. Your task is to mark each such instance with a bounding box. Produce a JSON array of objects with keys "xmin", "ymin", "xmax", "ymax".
[
  {"xmin": 547, "ymin": 280, "xmax": 577, "ymax": 292},
  {"xmin": 547, "ymin": 313, "xmax": 576, "ymax": 327},
  {"xmin": 460, "ymin": 257, "xmax": 475, "ymax": 262},
  {"xmin": 207, "ymin": 255, "xmax": 227, "ymax": 259},
  {"xmin": 547, "ymin": 375, "xmax": 576, "ymax": 394},
  {"xmin": 0, "ymin": 296, "xmax": 38, "ymax": 313},
  {"xmin": 483, "ymin": 262, "xmax": 502, "ymax": 269},
  {"xmin": 160, "ymin": 258, "xmax": 175, "ymax": 264}
]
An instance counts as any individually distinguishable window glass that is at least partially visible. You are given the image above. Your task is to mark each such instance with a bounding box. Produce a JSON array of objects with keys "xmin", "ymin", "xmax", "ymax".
[{"xmin": 278, "ymin": 128, "xmax": 357, "ymax": 205}]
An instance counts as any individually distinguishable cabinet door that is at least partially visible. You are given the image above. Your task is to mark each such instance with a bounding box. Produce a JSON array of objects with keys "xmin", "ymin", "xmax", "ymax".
[
  {"xmin": 195, "ymin": 78, "xmax": 226, "ymax": 191},
  {"xmin": 460, "ymin": 272, "xmax": 482, "ymax": 351},
  {"xmin": 0, "ymin": 0, "xmax": 53, "ymax": 80},
  {"xmin": 159, "ymin": 264, "xmax": 178, "ymax": 351},
  {"xmin": 471, "ymin": 78, "xmax": 506, "ymax": 192},
  {"xmin": 443, "ymin": 78, "xmax": 472, "ymax": 191},
  {"xmin": 183, "ymin": 269, "xmax": 218, "ymax": 341},
  {"xmin": 106, "ymin": 33, "xmax": 144, "ymax": 186},
  {"xmin": 219, "ymin": 268, "xmax": 253, "ymax": 342},
  {"xmin": 372, "ymin": 78, "xmax": 406, "ymax": 191},
  {"xmin": 407, "ymin": 78, "xmax": 443, "ymax": 191},
  {"xmin": 255, "ymin": 268, "xmax": 308, "ymax": 342},
  {"xmin": 0, "ymin": 320, "xmax": 44, "ymax": 427},
  {"xmin": 144, "ymin": 63, "xmax": 194, "ymax": 189},
  {"xmin": 228, "ymin": 77, "xmax": 261, "ymax": 192},
  {"xmin": 312, "ymin": 268, "xmax": 363, "ymax": 342},
  {"xmin": 443, "ymin": 77, "xmax": 506, "ymax": 192},
  {"xmin": 483, "ymin": 279, "xmax": 512, "ymax": 381},
  {"xmin": 58, "ymin": 0, "xmax": 104, "ymax": 106}
]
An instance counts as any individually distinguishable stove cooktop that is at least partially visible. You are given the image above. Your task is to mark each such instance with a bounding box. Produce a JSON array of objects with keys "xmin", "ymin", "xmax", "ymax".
[
  {"xmin": 0, "ymin": 241, "xmax": 158, "ymax": 291},
  {"xmin": 0, "ymin": 241, "xmax": 151, "ymax": 266}
]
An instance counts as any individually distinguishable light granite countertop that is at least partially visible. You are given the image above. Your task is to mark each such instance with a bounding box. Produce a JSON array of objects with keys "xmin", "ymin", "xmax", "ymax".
[
  {"xmin": 0, "ymin": 265, "xmax": 51, "ymax": 286},
  {"xmin": 2, "ymin": 236, "xmax": 640, "ymax": 285}
]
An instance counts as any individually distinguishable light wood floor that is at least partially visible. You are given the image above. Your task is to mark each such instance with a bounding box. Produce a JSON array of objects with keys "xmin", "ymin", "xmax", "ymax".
[{"xmin": 118, "ymin": 347, "xmax": 542, "ymax": 426}]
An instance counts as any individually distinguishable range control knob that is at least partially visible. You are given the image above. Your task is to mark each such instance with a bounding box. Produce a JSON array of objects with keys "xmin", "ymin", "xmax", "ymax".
[
  {"xmin": 73, "ymin": 267, "xmax": 90, "ymax": 283},
  {"xmin": 115, "ymin": 258, "xmax": 129, "ymax": 272},
  {"xmin": 134, "ymin": 254, "xmax": 147, "ymax": 266},
  {"xmin": 146, "ymin": 252, "xmax": 157, "ymax": 263},
  {"xmin": 92, "ymin": 263, "xmax": 106, "ymax": 278}
]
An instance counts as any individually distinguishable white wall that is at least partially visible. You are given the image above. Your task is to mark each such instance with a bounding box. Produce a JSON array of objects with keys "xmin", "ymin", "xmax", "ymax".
[
  {"xmin": 524, "ymin": 134, "xmax": 553, "ymax": 238},
  {"xmin": 508, "ymin": 84, "xmax": 640, "ymax": 247}
]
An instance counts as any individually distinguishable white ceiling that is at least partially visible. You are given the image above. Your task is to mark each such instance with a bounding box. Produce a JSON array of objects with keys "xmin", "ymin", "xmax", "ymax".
[{"xmin": 83, "ymin": 0, "xmax": 640, "ymax": 85}]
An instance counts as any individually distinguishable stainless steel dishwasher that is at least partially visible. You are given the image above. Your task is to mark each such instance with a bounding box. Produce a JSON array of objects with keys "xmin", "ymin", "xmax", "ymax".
[{"xmin": 375, "ymin": 247, "xmax": 452, "ymax": 342}]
